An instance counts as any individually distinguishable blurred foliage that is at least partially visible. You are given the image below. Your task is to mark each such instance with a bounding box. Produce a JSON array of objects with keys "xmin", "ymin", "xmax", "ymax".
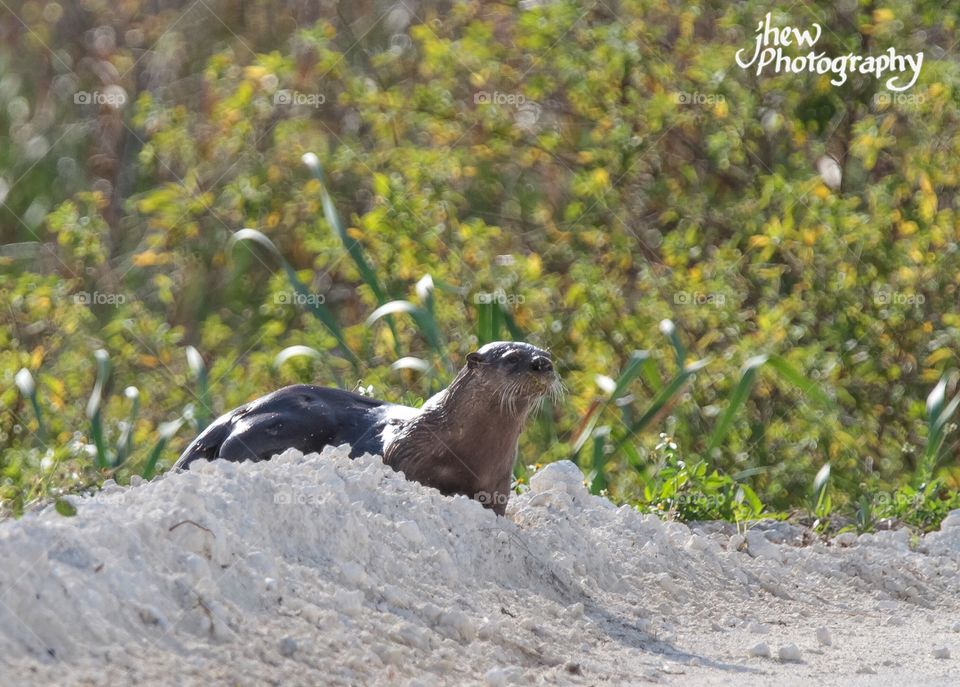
[{"xmin": 2, "ymin": 0, "xmax": 960, "ymax": 523}]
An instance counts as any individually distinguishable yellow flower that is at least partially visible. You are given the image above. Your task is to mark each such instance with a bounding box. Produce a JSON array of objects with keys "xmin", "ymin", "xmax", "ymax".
[
  {"xmin": 133, "ymin": 251, "xmax": 161, "ymax": 267},
  {"xmin": 873, "ymin": 8, "xmax": 894, "ymax": 22}
]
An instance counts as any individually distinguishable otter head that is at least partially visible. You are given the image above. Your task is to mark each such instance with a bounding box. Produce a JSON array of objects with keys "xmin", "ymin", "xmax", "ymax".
[
  {"xmin": 385, "ymin": 341, "xmax": 559, "ymax": 516},
  {"xmin": 459, "ymin": 341, "xmax": 559, "ymax": 416}
]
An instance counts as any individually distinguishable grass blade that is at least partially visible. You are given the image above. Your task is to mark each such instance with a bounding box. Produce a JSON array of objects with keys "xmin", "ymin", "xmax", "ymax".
[
  {"xmin": 86, "ymin": 349, "xmax": 111, "ymax": 469},
  {"xmin": 185, "ymin": 346, "xmax": 210, "ymax": 431},
  {"xmin": 659, "ymin": 319, "xmax": 686, "ymax": 367},
  {"xmin": 303, "ymin": 153, "xmax": 389, "ymax": 304},
  {"xmin": 572, "ymin": 351, "xmax": 651, "ymax": 454},
  {"xmin": 766, "ymin": 354, "xmax": 831, "ymax": 405},
  {"xmin": 230, "ymin": 229, "xmax": 355, "ymax": 362},
  {"xmin": 367, "ymin": 300, "xmax": 421, "ymax": 324},
  {"xmin": 142, "ymin": 417, "xmax": 185, "ymax": 480},
  {"xmin": 15, "ymin": 368, "xmax": 46, "ymax": 441},
  {"xmin": 613, "ymin": 350, "xmax": 651, "ymax": 399},
  {"xmin": 588, "ymin": 426, "xmax": 610, "ymax": 494},
  {"xmin": 918, "ymin": 372, "xmax": 960, "ymax": 483},
  {"xmin": 274, "ymin": 345, "xmax": 322, "ymax": 367},
  {"xmin": 112, "ymin": 385, "xmax": 140, "ymax": 468},
  {"xmin": 612, "ymin": 358, "xmax": 709, "ymax": 453},
  {"xmin": 813, "ymin": 462, "xmax": 832, "ymax": 519},
  {"xmin": 707, "ymin": 355, "xmax": 767, "ymax": 452},
  {"xmin": 392, "ymin": 356, "xmax": 431, "ymax": 372}
]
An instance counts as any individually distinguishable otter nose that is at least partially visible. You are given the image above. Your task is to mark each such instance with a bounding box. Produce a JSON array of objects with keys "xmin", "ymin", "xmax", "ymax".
[{"xmin": 530, "ymin": 356, "xmax": 553, "ymax": 373}]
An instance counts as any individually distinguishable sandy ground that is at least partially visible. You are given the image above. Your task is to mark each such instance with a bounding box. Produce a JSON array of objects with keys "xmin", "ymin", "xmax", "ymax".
[{"xmin": 1, "ymin": 447, "xmax": 959, "ymax": 686}]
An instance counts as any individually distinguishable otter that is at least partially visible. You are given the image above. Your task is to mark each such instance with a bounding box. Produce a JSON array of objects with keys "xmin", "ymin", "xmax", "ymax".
[{"xmin": 174, "ymin": 341, "xmax": 559, "ymax": 515}]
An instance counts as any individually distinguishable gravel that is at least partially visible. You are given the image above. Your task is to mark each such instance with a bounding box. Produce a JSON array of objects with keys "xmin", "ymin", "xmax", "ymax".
[{"xmin": 1, "ymin": 446, "xmax": 959, "ymax": 685}]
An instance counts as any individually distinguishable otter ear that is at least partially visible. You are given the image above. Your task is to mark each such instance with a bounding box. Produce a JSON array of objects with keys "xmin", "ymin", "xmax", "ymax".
[{"xmin": 466, "ymin": 351, "xmax": 483, "ymax": 368}]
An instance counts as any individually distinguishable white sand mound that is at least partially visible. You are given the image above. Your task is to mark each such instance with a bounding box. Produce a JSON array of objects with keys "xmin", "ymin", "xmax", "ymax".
[{"xmin": 2, "ymin": 447, "xmax": 960, "ymax": 686}]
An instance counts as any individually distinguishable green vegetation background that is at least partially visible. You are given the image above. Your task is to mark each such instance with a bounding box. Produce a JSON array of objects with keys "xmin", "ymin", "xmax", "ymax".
[{"xmin": 2, "ymin": 0, "xmax": 959, "ymax": 527}]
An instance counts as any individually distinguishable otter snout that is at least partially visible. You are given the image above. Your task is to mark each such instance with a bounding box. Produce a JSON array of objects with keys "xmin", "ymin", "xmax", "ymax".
[{"xmin": 530, "ymin": 355, "xmax": 553, "ymax": 373}]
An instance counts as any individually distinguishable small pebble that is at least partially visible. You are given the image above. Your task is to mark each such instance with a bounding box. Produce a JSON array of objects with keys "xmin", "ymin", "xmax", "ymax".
[
  {"xmin": 484, "ymin": 666, "xmax": 522, "ymax": 686},
  {"xmin": 778, "ymin": 643, "xmax": 802, "ymax": 662},
  {"xmin": 834, "ymin": 532, "xmax": 857, "ymax": 547},
  {"xmin": 747, "ymin": 621, "xmax": 768, "ymax": 634},
  {"xmin": 932, "ymin": 646, "xmax": 951, "ymax": 660},
  {"xmin": 816, "ymin": 626, "xmax": 832, "ymax": 646},
  {"xmin": 748, "ymin": 642, "xmax": 771, "ymax": 658},
  {"xmin": 278, "ymin": 636, "xmax": 297, "ymax": 657},
  {"xmin": 951, "ymin": 621, "xmax": 960, "ymax": 633},
  {"xmin": 856, "ymin": 665, "xmax": 876, "ymax": 674}
]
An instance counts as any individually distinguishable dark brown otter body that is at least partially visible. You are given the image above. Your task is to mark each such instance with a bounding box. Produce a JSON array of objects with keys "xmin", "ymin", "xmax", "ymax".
[{"xmin": 175, "ymin": 342, "xmax": 558, "ymax": 515}]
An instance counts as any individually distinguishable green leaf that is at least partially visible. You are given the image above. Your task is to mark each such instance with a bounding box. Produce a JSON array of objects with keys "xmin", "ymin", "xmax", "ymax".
[{"xmin": 55, "ymin": 498, "xmax": 77, "ymax": 517}]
